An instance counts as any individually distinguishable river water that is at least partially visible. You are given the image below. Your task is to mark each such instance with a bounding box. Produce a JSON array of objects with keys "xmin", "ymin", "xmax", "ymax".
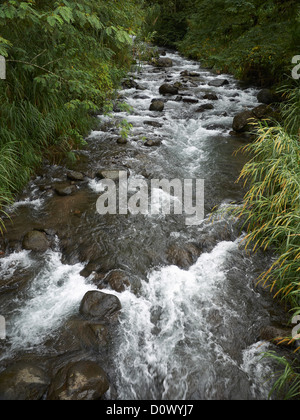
[{"xmin": 0, "ymin": 50, "xmax": 288, "ymax": 400}]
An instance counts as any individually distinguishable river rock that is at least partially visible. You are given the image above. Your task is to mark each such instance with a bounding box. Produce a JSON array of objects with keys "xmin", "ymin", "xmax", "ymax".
[
  {"xmin": 54, "ymin": 184, "xmax": 77, "ymax": 196},
  {"xmin": 180, "ymin": 70, "xmax": 200, "ymax": 77},
  {"xmin": 143, "ymin": 120, "xmax": 163, "ymax": 128},
  {"xmin": 150, "ymin": 100, "xmax": 164, "ymax": 112},
  {"xmin": 57, "ymin": 319, "xmax": 109, "ymax": 352},
  {"xmin": 182, "ymin": 97, "xmax": 199, "ymax": 104},
  {"xmin": 196, "ymin": 104, "xmax": 214, "ymax": 112},
  {"xmin": 0, "ymin": 362, "xmax": 50, "ymax": 400},
  {"xmin": 203, "ymin": 93, "xmax": 218, "ymax": 100},
  {"xmin": 101, "ymin": 270, "xmax": 130, "ymax": 293},
  {"xmin": 159, "ymin": 83, "xmax": 179, "ymax": 96},
  {"xmin": 22, "ymin": 230, "xmax": 50, "ymax": 252},
  {"xmin": 79, "ymin": 290, "xmax": 122, "ymax": 320},
  {"xmin": 251, "ymin": 104, "xmax": 274, "ymax": 119},
  {"xmin": 67, "ymin": 170, "xmax": 84, "ymax": 181},
  {"xmin": 257, "ymin": 89, "xmax": 279, "ymax": 105},
  {"xmin": 144, "ymin": 138, "xmax": 162, "ymax": 147},
  {"xmin": 47, "ymin": 361, "xmax": 109, "ymax": 401},
  {"xmin": 208, "ymin": 79, "xmax": 229, "ymax": 87},
  {"xmin": 260, "ymin": 325, "xmax": 292, "ymax": 346},
  {"xmin": 232, "ymin": 110, "xmax": 255, "ymax": 133},
  {"xmin": 152, "ymin": 57, "xmax": 173, "ymax": 68},
  {"xmin": 117, "ymin": 137, "xmax": 128, "ymax": 145},
  {"xmin": 122, "ymin": 78, "xmax": 139, "ymax": 89},
  {"xmin": 167, "ymin": 243, "xmax": 202, "ymax": 269}
]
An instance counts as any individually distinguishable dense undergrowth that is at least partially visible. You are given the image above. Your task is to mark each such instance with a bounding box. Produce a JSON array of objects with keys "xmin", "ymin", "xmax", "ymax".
[
  {"xmin": 144, "ymin": 0, "xmax": 299, "ymax": 86},
  {"xmin": 0, "ymin": 0, "xmax": 142, "ymax": 227}
]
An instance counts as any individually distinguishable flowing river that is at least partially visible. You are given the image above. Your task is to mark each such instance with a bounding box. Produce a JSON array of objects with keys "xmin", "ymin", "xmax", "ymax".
[{"xmin": 0, "ymin": 50, "xmax": 289, "ymax": 400}]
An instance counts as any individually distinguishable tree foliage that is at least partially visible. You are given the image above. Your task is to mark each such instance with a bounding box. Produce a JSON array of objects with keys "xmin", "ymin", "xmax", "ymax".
[
  {"xmin": 144, "ymin": 0, "xmax": 299, "ymax": 85},
  {"xmin": 0, "ymin": 0, "xmax": 142, "ymax": 223}
]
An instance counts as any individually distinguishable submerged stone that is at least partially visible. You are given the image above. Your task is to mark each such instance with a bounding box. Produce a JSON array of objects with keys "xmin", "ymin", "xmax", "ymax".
[{"xmin": 22, "ymin": 230, "xmax": 50, "ymax": 252}]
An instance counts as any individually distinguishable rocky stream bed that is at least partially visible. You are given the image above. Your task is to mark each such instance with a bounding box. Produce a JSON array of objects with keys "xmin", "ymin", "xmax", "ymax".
[{"xmin": 0, "ymin": 49, "xmax": 293, "ymax": 400}]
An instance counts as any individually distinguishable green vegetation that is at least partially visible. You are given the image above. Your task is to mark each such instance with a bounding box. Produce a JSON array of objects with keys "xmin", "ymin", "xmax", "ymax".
[
  {"xmin": 144, "ymin": 0, "xmax": 299, "ymax": 86},
  {"xmin": 0, "ymin": 0, "xmax": 142, "ymax": 226},
  {"xmin": 234, "ymin": 82, "xmax": 300, "ymax": 399}
]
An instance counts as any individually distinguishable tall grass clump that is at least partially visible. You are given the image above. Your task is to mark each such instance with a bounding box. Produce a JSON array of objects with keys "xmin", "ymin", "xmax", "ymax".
[
  {"xmin": 234, "ymin": 81, "xmax": 300, "ymax": 398},
  {"xmin": 0, "ymin": 0, "xmax": 143, "ymax": 232}
]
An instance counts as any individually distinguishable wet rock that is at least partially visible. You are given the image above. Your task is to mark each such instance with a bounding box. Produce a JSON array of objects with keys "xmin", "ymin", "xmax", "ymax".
[
  {"xmin": 173, "ymin": 81, "xmax": 183, "ymax": 90},
  {"xmin": 159, "ymin": 83, "xmax": 179, "ymax": 96},
  {"xmin": 260, "ymin": 325, "xmax": 292, "ymax": 346},
  {"xmin": 252, "ymin": 104, "xmax": 274, "ymax": 119},
  {"xmin": 0, "ymin": 362, "xmax": 50, "ymax": 400},
  {"xmin": 182, "ymin": 97, "xmax": 199, "ymax": 104},
  {"xmin": 143, "ymin": 120, "xmax": 163, "ymax": 128},
  {"xmin": 101, "ymin": 270, "xmax": 130, "ymax": 293},
  {"xmin": 144, "ymin": 138, "xmax": 162, "ymax": 147},
  {"xmin": 180, "ymin": 70, "xmax": 200, "ymax": 77},
  {"xmin": 122, "ymin": 78, "xmax": 139, "ymax": 89},
  {"xmin": 167, "ymin": 243, "xmax": 202, "ymax": 269},
  {"xmin": 54, "ymin": 184, "xmax": 77, "ymax": 196},
  {"xmin": 152, "ymin": 57, "xmax": 173, "ymax": 68},
  {"xmin": 57, "ymin": 319, "xmax": 109, "ymax": 352},
  {"xmin": 22, "ymin": 230, "xmax": 50, "ymax": 252},
  {"xmin": 47, "ymin": 361, "xmax": 109, "ymax": 401},
  {"xmin": 133, "ymin": 94, "xmax": 150, "ymax": 100},
  {"xmin": 67, "ymin": 170, "xmax": 84, "ymax": 181},
  {"xmin": 203, "ymin": 93, "xmax": 219, "ymax": 100},
  {"xmin": 232, "ymin": 110, "xmax": 255, "ymax": 133},
  {"xmin": 208, "ymin": 79, "xmax": 229, "ymax": 87},
  {"xmin": 196, "ymin": 104, "xmax": 214, "ymax": 112},
  {"xmin": 117, "ymin": 137, "xmax": 128, "ymax": 145},
  {"xmin": 150, "ymin": 100, "xmax": 164, "ymax": 112},
  {"xmin": 79, "ymin": 290, "xmax": 122, "ymax": 321},
  {"xmin": 257, "ymin": 89, "xmax": 280, "ymax": 105}
]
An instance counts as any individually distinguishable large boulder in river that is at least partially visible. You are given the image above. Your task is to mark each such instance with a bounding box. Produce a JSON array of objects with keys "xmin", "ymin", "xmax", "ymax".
[
  {"xmin": 232, "ymin": 110, "xmax": 255, "ymax": 133},
  {"xmin": 150, "ymin": 100, "xmax": 164, "ymax": 112},
  {"xmin": 22, "ymin": 230, "xmax": 50, "ymax": 252},
  {"xmin": 252, "ymin": 104, "xmax": 274, "ymax": 120},
  {"xmin": 79, "ymin": 290, "xmax": 121, "ymax": 321},
  {"xmin": 0, "ymin": 362, "xmax": 50, "ymax": 400},
  {"xmin": 159, "ymin": 83, "xmax": 179, "ymax": 96},
  {"xmin": 257, "ymin": 89, "xmax": 280, "ymax": 105},
  {"xmin": 47, "ymin": 361, "xmax": 109, "ymax": 401}
]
